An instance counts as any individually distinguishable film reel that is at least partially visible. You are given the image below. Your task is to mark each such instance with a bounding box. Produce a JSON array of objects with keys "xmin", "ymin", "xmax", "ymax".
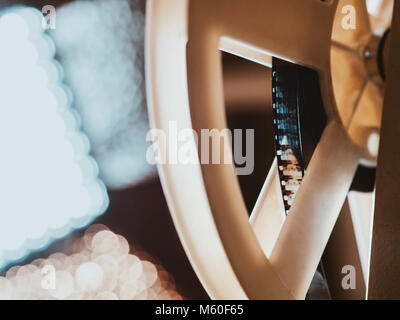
[{"xmin": 146, "ymin": 0, "xmax": 399, "ymax": 299}]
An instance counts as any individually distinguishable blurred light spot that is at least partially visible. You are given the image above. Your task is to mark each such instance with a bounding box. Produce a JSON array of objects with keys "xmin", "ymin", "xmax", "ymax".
[
  {"xmin": 0, "ymin": 277, "xmax": 14, "ymax": 299},
  {"xmin": 93, "ymin": 254, "xmax": 118, "ymax": 291},
  {"xmin": 368, "ymin": 131, "xmax": 380, "ymax": 157},
  {"xmin": 366, "ymin": 0, "xmax": 383, "ymax": 16},
  {"xmin": 50, "ymin": 0, "xmax": 156, "ymax": 189},
  {"xmin": 91, "ymin": 230, "xmax": 120, "ymax": 256},
  {"xmin": 1, "ymin": 227, "xmax": 183, "ymax": 300},
  {"xmin": 50, "ymin": 271, "xmax": 74, "ymax": 299},
  {"xmin": 0, "ymin": 7, "xmax": 108, "ymax": 269},
  {"xmin": 141, "ymin": 261, "xmax": 158, "ymax": 288},
  {"xmin": 75, "ymin": 262, "xmax": 104, "ymax": 292}
]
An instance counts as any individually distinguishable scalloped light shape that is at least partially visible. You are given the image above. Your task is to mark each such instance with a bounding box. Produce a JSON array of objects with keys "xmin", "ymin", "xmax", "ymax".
[{"xmin": 0, "ymin": 7, "xmax": 109, "ymax": 269}]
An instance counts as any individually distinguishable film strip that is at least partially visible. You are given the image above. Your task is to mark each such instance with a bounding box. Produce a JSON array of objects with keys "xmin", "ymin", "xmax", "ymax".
[
  {"xmin": 272, "ymin": 58, "xmax": 329, "ymax": 299},
  {"xmin": 272, "ymin": 57, "xmax": 375, "ymax": 212},
  {"xmin": 272, "ymin": 63, "xmax": 303, "ymax": 214},
  {"xmin": 271, "ymin": 58, "xmax": 326, "ymax": 214}
]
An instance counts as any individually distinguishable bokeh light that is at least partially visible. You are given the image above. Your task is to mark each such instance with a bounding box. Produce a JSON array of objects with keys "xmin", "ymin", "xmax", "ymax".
[
  {"xmin": 50, "ymin": 0, "xmax": 156, "ymax": 189},
  {"xmin": 0, "ymin": 6, "xmax": 108, "ymax": 269},
  {"xmin": 0, "ymin": 225, "xmax": 183, "ymax": 300}
]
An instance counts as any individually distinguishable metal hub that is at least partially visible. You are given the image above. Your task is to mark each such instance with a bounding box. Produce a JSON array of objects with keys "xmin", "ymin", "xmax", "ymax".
[
  {"xmin": 362, "ymin": 28, "xmax": 391, "ymax": 84},
  {"xmin": 330, "ymin": 3, "xmax": 393, "ymax": 166}
]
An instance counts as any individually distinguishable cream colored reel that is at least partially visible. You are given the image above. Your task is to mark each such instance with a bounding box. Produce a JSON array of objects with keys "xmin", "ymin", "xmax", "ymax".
[{"xmin": 145, "ymin": 0, "xmax": 394, "ymax": 299}]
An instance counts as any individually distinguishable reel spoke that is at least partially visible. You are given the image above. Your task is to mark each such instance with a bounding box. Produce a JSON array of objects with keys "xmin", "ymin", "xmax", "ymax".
[
  {"xmin": 352, "ymin": 0, "xmax": 373, "ymax": 38},
  {"xmin": 368, "ymin": 0, "xmax": 394, "ymax": 33},
  {"xmin": 269, "ymin": 122, "xmax": 360, "ymax": 298},
  {"xmin": 346, "ymin": 78, "xmax": 369, "ymax": 128},
  {"xmin": 250, "ymin": 158, "xmax": 285, "ymax": 258},
  {"xmin": 331, "ymin": 39, "xmax": 358, "ymax": 54},
  {"xmin": 347, "ymin": 191, "xmax": 374, "ymax": 284}
]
